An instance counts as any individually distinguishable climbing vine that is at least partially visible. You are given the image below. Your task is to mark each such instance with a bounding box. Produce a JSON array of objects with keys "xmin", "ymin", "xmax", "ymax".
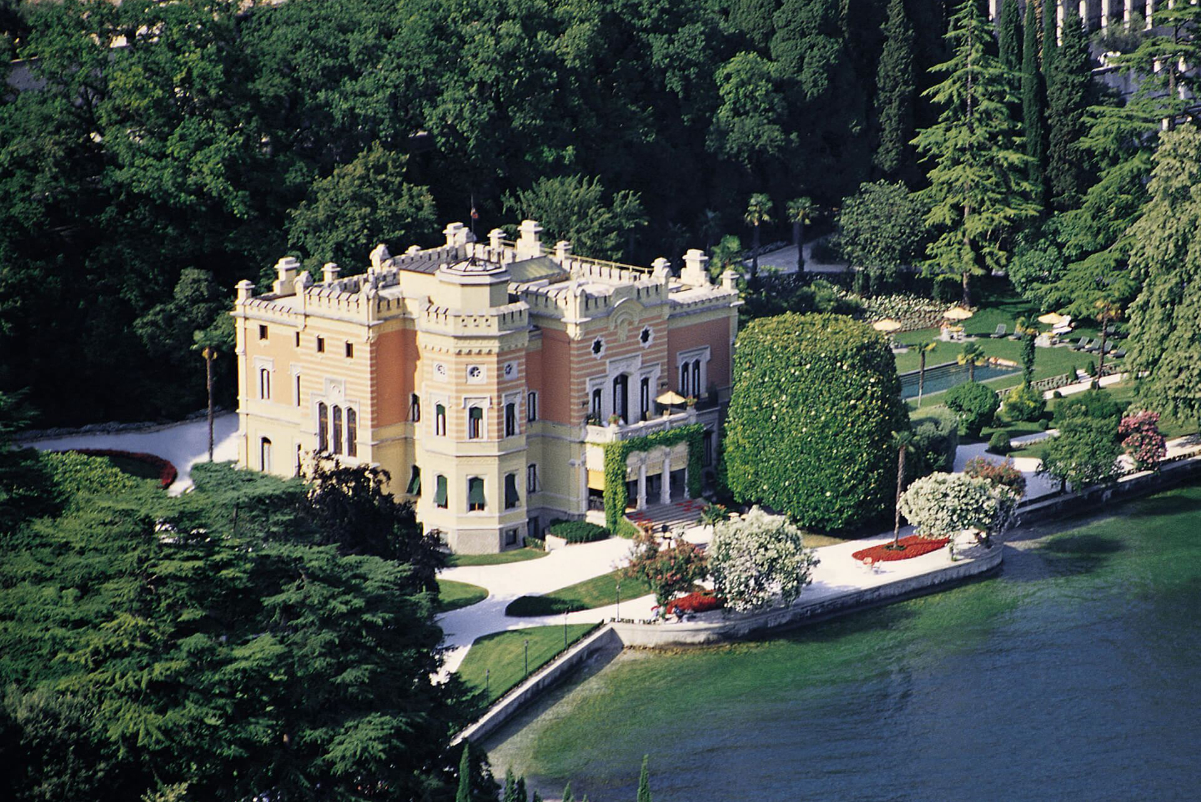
[{"xmin": 602, "ymin": 424, "xmax": 704, "ymax": 531}]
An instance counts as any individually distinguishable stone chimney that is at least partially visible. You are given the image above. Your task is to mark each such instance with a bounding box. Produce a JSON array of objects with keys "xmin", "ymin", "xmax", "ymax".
[
  {"xmin": 322, "ymin": 263, "xmax": 340, "ymax": 284},
  {"xmin": 651, "ymin": 257, "xmax": 671, "ymax": 280},
  {"xmin": 369, "ymin": 243, "xmax": 391, "ymax": 271},
  {"xmin": 721, "ymin": 269, "xmax": 739, "ymax": 292},
  {"xmin": 443, "ymin": 222, "xmax": 474, "ymax": 248},
  {"xmin": 236, "ymin": 279, "xmax": 255, "ymax": 303},
  {"xmin": 488, "ymin": 228, "xmax": 505, "ymax": 253},
  {"xmin": 516, "ymin": 219, "xmax": 544, "ymax": 259},
  {"xmin": 272, "ymin": 256, "xmax": 300, "ymax": 296},
  {"xmin": 555, "ymin": 240, "xmax": 572, "ymax": 262},
  {"xmin": 681, "ymin": 249, "xmax": 710, "ymax": 288}
]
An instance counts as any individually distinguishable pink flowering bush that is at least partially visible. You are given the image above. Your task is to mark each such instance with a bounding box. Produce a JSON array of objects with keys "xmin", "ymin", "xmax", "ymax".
[{"xmin": 1119, "ymin": 411, "xmax": 1167, "ymax": 472}]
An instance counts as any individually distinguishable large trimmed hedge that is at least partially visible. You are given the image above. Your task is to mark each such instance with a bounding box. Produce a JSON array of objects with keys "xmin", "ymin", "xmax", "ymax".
[{"xmin": 723, "ymin": 313, "xmax": 909, "ymax": 531}]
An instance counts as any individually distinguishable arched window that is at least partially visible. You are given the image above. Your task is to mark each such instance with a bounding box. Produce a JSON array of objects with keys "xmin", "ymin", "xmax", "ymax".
[
  {"xmin": 434, "ymin": 474, "xmax": 448, "ymax": 508},
  {"xmin": 259, "ymin": 368, "xmax": 271, "ymax": 400},
  {"xmin": 332, "ymin": 405, "xmax": 343, "ymax": 454},
  {"xmin": 505, "ymin": 402, "xmax": 517, "ymax": 437},
  {"xmin": 591, "ymin": 387, "xmax": 603, "ymax": 419},
  {"xmin": 527, "ymin": 391, "xmax": 538, "ymax": 422},
  {"xmin": 467, "ymin": 477, "xmax": 485, "ymax": 512},
  {"xmin": 692, "ymin": 360, "xmax": 702, "ymax": 398},
  {"xmin": 435, "ymin": 404, "xmax": 447, "ymax": 436},
  {"xmin": 346, "ymin": 408, "xmax": 357, "ymax": 457},
  {"xmin": 612, "ymin": 374, "xmax": 629, "ymax": 423},
  {"xmin": 680, "ymin": 363, "xmax": 690, "ymax": 396},
  {"xmin": 504, "ymin": 473, "xmax": 520, "ymax": 509},
  {"xmin": 527, "ymin": 463, "xmax": 538, "ymax": 493},
  {"xmin": 317, "ymin": 402, "xmax": 329, "ymax": 452},
  {"xmin": 640, "ymin": 377, "xmax": 650, "ymax": 421},
  {"xmin": 410, "ymin": 393, "xmax": 421, "ymax": 422},
  {"xmin": 260, "ymin": 437, "xmax": 272, "ymax": 472},
  {"xmin": 468, "ymin": 406, "xmax": 483, "ymax": 439}
]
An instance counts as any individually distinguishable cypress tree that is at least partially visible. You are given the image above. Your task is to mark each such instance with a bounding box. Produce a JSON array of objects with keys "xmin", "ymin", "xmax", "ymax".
[
  {"xmin": 455, "ymin": 743, "xmax": 473, "ymax": 802},
  {"xmin": 562, "ymin": 781, "xmax": 575, "ymax": 802},
  {"xmin": 1046, "ymin": 4, "xmax": 1092, "ymax": 210},
  {"xmin": 1022, "ymin": 0, "xmax": 1048, "ymax": 211},
  {"xmin": 637, "ymin": 755, "xmax": 653, "ymax": 802},
  {"xmin": 873, "ymin": 0, "xmax": 917, "ymax": 177},
  {"xmin": 997, "ymin": 0, "xmax": 1022, "ymax": 74}
]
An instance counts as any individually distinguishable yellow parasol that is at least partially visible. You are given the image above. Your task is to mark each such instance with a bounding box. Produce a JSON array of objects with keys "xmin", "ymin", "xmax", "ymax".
[
  {"xmin": 656, "ymin": 390, "xmax": 687, "ymax": 406},
  {"xmin": 1037, "ymin": 312, "xmax": 1067, "ymax": 326},
  {"xmin": 872, "ymin": 318, "xmax": 903, "ymax": 334},
  {"xmin": 943, "ymin": 306, "xmax": 974, "ymax": 321}
]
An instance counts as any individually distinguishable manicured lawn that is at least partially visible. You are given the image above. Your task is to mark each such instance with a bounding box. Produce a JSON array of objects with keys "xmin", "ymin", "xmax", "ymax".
[
  {"xmin": 436, "ymin": 579, "xmax": 488, "ymax": 612},
  {"xmin": 457, "ymin": 624, "xmax": 599, "ymax": 704},
  {"xmin": 447, "ymin": 547, "xmax": 548, "ymax": 567},
  {"xmin": 505, "ymin": 570, "xmax": 653, "ymax": 617}
]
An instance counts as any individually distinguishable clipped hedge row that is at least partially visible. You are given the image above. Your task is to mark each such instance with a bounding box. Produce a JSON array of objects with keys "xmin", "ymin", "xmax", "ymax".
[
  {"xmin": 546, "ymin": 520, "xmax": 608, "ymax": 544},
  {"xmin": 61, "ymin": 448, "xmax": 178, "ymax": 488}
]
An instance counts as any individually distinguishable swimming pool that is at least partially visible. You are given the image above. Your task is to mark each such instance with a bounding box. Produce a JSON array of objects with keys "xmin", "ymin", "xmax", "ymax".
[{"xmin": 899, "ymin": 360, "xmax": 1019, "ymax": 399}]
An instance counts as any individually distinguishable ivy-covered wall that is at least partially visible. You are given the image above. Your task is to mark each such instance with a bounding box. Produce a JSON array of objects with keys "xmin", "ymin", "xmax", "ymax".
[{"xmin": 602, "ymin": 424, "xmax": 704, "ymax": 531}]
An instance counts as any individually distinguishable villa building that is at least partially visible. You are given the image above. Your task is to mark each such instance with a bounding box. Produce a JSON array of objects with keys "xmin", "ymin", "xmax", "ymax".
[{"xmin": 232, "ymin": 221, "xmax": 741, "ymax": 552}]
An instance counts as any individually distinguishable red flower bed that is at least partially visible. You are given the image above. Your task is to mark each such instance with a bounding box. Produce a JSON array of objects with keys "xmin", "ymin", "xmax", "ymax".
[
  {"xmin": 67, "ymin": 449, "xmax": 178, "ymax": 488},
  {"xmin": 852, "ymin": 535, "xmax": 950, "ymax": 563},
  {"xmin": 665, "ymin": 591, "xmax": 724, "ymax": 617}
]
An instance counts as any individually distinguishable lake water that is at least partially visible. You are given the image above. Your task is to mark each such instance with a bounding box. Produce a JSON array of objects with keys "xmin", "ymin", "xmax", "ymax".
[{"xmin": 485, "ymin": 484, "xmax": 1201, "ymax": 801}]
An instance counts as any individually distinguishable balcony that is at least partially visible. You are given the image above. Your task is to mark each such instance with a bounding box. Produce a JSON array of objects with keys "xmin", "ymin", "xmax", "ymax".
[{"xmin": 584, "ymin": 407, "xmax": 715, "ymax": 444}]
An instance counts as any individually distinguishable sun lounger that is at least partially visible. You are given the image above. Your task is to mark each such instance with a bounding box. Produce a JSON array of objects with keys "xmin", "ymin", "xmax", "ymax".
[
  {"xmin": 1113, "ymin": 348, "xmax": 1126, "ymax": 359},
  {"xmin": 1083, "ymin": 339, "xmax": 1101, "ymax": 353},
  {"xmin": 991, "ymin": 324, "xmax": 1007, "ymax": 338},
  {"xmin": 1070, "ymin": 336, "xmax": 1089, "ymax": 351}
]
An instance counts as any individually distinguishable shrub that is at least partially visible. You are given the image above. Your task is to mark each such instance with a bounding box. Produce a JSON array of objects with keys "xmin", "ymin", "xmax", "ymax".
[
  {"xmin": 933, "ymin": 274, "xmax": 961, "ymax": 303},
  {"xmin": 1119, "ymin": 410, "xmax": 1167, "ymax": 472},
  {"xmin": 524, "ymin": 536, "xmax": 546, "ymax": 551},
  {"xmin": 708, "ymin": 507, "xmax": 818, "ymax": 612},
  {"xmin": 987, "ymin": 431, "xmax": 1011, "ymax": 455},
  {"xmin": 724, "ymin": 313, "xmax": 909, "ymax": 531},
  {"xmin": 546, "ymin": 520, "xmax": 608, "ymax": 544},
  {"xmin": 909, "ymin": 408, "xmax": 960, "ymax": 479},
  {"xmin": 964, "ymin": 456, "xmax": 1027, "ymax": 498},
  {"xmin": 898, "ymin": 472, "xmax": 1017, "ymax": 542},
  {"xmin": 1084, "ymin": 359, "xmax": 1097, "ymax": 377},
  {"xmin": 614, "ymin": 516, "xmax": 641, "ymax": 539},
  {"xmin": 700, "ymin": 503, "xmax": 731, "ymax": 526},
  {"xmin": 1042, "ymin": 390, "xmax": 1122, "ymax": 489},
  {"xmin": 1003, "ymin": 383, "xmax": 1046, "ymax": 422},
  {"xmin": 1039, "ymin": 418, "xmax": 1051, "ymax": 431},
  {"xmin": 944, "ymin": 381, "xmax": 1000, "ymax": 439},
  {"xmin": 623, "ymin": 528, "xmax": 708, "ymax": 615},
  {"xmin": 64, "ymin": 448, "xmax": 178, "ymax": 488},
  {"xmin": 664, "ymin": 592, "xmax": 725, "ymax": 617}
]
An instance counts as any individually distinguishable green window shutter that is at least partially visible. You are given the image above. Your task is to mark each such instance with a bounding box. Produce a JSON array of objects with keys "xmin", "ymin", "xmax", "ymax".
[
  {"xmin": 504, "ymin": 473, "xmax": 519, "ymax": 507},
  {"xmin": 407, "ymin": 466, "xmax": 421, "ymax": 495},
  {"xmin": 468, "ymin": 477, "xmax": 486, "ymax": 506},
  {"xmin": 434, "ymin": 475, "xmax": 447, "ymax": 507}
]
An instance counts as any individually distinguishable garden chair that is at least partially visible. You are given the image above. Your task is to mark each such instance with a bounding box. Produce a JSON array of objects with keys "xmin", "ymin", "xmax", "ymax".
[{"xmin": 990, "ymin": 324, "xmax": 1007, "ymax": 338}]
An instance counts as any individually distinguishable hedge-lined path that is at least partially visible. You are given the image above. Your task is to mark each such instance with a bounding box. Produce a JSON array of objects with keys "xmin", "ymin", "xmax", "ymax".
[{"xmin": 20, "ymin": 412, "xmax": 240, "ymax": 495}]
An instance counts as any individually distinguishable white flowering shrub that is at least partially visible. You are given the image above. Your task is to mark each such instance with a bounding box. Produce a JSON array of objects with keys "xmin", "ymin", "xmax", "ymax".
[
  {"xmin": 898, "ymin": 472, "xmax": 1016, "ymax": 541},
  {"xmin": 708, "ymin": 507, "xmax": 819, "ymax": 612}
]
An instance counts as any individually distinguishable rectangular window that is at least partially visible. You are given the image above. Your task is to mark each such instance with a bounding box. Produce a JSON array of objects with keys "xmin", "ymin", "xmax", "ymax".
[
  {"xmin": 316, "ymin": 336, "xmax": 325, "ymax": 353},
  {"xmin": 332, "ymin": 405, "xmax": 343, "ymax": 454},
  {"xmin": 295, "ymin": 331, "xmax": 301, "ymax": 347},
  {"xmin": 434, "ymin": 474, "xmax": 448, "ymax": 508},
  {"xmin": 504, "ymin": 402, "xmax": 517, "ymax": 437},
  {"xmin": 345, "ymin": 341, "xmax": 354, "ymax": 358},
  {"xmin": 410, "ymin": 393, "xmax": 421, "ymax": 422},
  {"xmin": 528, "ymin": 517, "xmax": 540, "ymax": 539},
  {"xmin": 259, "ymin": 325, "xmax": 268, "ymax": 340},
  {"xmin": 468, "ymin": 406, "xmax": 483, "ymax": 439},
  {"xmin": 435, "ymin": 404, "xmax": 446, "ymax": 436},
  {"xmin": 591, "ymin": 387, "xmax": 603, "ymax": 419},
  {"xmin": 703, "ymin": 430, "xmax": 713, "ymax": 466},
  {"xmin": 468, "ymin": 477, "xmax": 485, "ymax": 512},
  {"xmin": 504, "ymin": 473, "xmax": 520, "ymax": 509},
  {"xmin": 527, "ymin": 391, "xmax": 538, "ymax": 422},
  {"xmin": 295, "ymin": 444, "xmax": 303, "ymax": 477},
  {"xmin": 346, "ymin": 408, "xmax": 357, "ymax": 457},
  {"xmin": 527, "ymin": 463, "xmax": 538, "ymax": 493},
  {"xmin": 504, "ymin": 528, "xmax": 518, "ymax": 546},
  {"xmin": 259, "ymin": 368, "xmax": 271, "ymax": 401},
  {"xmin": 406, "ymin": 465, "xmax": 421, "ymax": 496},
  {"xmin": 318, "ymin": 402, "xmax": 329, "ymax": 452},
  {"xmin": 295, "ymin": 373, "xmax": 301, "ymax": 407}
]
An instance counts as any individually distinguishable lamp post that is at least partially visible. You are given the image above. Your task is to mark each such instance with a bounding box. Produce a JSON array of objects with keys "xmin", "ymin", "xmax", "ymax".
[
  {"xmin": 563, "ymin": 610, "xmax": 568, "ymax": 648},
  {"xmin": 616, "ymin": 581, "xmax": 621, "ymax": 620},
  {"xmin": 523, "ymin": 638, "xmax": 529, "ymax": 679},
  {"xmin": 485, "ymin": 668, "xmax": 489, "ymax": 696}
]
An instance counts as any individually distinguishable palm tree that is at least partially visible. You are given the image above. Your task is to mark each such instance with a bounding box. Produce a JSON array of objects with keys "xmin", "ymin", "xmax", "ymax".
[
  {"xmin": 958, "ymin": 341, "xmax": 986, "ymax": 382},
  {"xmin": 916, "ymin": 340, "xmax": 938, "ymax": 403},
  {"xmin": 192, "ymin": 316, "xmax": 235, "ymax": 462},
  {"xmin": 1094, "ymin": 299, "xmax": 1121, "ymax": 377},
  {"xmin": 785, "ymin": 196, "xmax": 815, "ymax": 273},
  {"xmin": 890, "ymin": 430, "xmax": 916, "ymax": 548},
  {"xmin": 697, "ymin": 208, "xmax": 722, "ymax": 251},
  {"xmin": 744, "ymin": 193, "xmax": 773, "ymax": 280}
]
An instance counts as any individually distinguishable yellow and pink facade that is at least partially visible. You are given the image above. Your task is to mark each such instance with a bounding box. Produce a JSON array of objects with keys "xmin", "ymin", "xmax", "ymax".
[{"xmin": 233, "ymin": 220, "xmax": 741, "ymax": 552}]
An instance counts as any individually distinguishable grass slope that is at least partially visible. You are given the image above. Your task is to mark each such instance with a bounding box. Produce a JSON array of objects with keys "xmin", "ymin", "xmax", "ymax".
[
  {"xmin": 448, "ymin": 547, "xmax": 548, "ymax": 567},
  {"xmin": 505, "ymin": 570, "xmax": 653, "ymax": 617},
  {"xmin": 436, "ymin": 579, "xmax": 488, "ymax": 612},
  {"xmin": 458, "ymin": 624, "xmax": 598, "ymax": 704}
]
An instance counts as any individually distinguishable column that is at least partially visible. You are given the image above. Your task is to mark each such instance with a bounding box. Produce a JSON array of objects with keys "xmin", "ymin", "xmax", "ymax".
[
  {"xmin": 683, "ymin": 462, "xmax": 690, "ymax": 500},
  {"xmin": 660, "ymin": 453, "xmax": 671, "ymax": 505},
  {"xmin": 637, "ymin": 462, "xmax": 647, "ymax": 510},
  {"xmin": 1057, "ymin": 0, "xmax": 1066, "ymax": 43},
  {"xmin": 989, "ymin": 0, "xmax": 1000, "ymax": 21},
  {"xmin": 1125, "ymin": 0, "xmax": 1134, "ymax": 28},
  {"xmin": 1102, "ymin": 0, "xmax": 1112, "ymax": 29},
  {"xmin": 1145, "ymin": 0, "xmax": 1154, "ymax": 29}
]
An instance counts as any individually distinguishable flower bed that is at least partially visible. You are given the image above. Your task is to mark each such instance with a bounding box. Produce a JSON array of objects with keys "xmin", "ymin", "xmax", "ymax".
[
  {"xmin": 852, "ymin": 535, "xmax": 950, "ymax": 563},
  {"xmin": 65, "ymin": 448, "xmax": 178, "ymax": 488},
  {"xmin": 664, "ymin": 591, "xmax": 725, "ymax": 617}
]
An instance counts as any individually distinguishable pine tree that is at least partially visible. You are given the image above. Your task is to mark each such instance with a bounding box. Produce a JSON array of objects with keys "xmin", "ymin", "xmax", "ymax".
[
  {"xmin": 562, "ymin": 781, "xmax": 575, "ymax": 802},
  {"xmin": 503, "ymin": 769, "xmax": 522, "ymax": 802},
  {"xmin": 1021, "ymin": 0, "xmax": 1048, "ymax": 211},
  {"xmin": 997, "ymin": 0, "xmax": 1022, "ymax": 74},
  {"xmin": 1045, "ymin": 4, "xmax": 1092, "ymax": 211},
  {"xmin": 637, "ymin": 755, "xmax": 653, "ymax": 802},
  {"xmin": 914, "ymin": 0, "xmax": 1038, "ymax": 307},
  {"xmin": 456, "ymin": 744, "xmax": 473, "ymax": 802},
  {"xmin": 873, "ymin": 0, "xmax": 917, "ymax": 177}
]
